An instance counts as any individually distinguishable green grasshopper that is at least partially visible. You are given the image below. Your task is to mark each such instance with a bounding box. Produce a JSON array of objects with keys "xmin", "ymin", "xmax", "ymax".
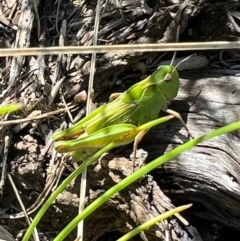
[{"xmin": 53, "ymin": 56, "xmax": 192, "ymax": 164}]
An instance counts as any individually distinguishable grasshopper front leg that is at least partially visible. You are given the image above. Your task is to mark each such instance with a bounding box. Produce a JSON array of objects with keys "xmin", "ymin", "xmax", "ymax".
[
  {"xmin": 162, "ymin": 104, "xmax": 193, "ymax": 139},
  {"xmin": 131, "ymin": 109, "xmax": 193, "ymax": 171}
]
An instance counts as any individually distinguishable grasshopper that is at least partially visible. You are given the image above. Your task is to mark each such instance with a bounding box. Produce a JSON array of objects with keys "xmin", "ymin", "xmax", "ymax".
[
  {"xmin": 52, "ymin": 52, "xmax": 192, "ymax": 241},
  {"xmin": 53, "ymin": 55, "xmax": 192, "ymax": 165}
]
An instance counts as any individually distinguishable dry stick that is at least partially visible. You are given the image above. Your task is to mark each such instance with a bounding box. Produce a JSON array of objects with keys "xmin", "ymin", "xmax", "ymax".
[
  {"xmin": 61, "ymin": 88, "xmax": 74, "ymax": 123},
  {"xmin": 58, "ymin": 19, "xmax": 74, "ymax": 122},
  {"xmin": 0, "ymin": 159, "xmax": 64, "ymax": 219},
  {"xmin": 55, "ymin": 0, "xmax": 62, "ymax": 35},
  {"xmin": 0, "ymin": 136, "xmax": 10, "ymax": 192},
  {"xmin": 7, "ymin": 174, "xmax": 31, "ymax": 224},
  {"xmin": 77, "ymin": 0, "xmax": 102, "ymax": 240},
  {"xmin": 0, "ymin": 106, "xmax": 76, "ymax": 126},
  {"xmin": 8, "ymin": 174, "xmax": 40, "ymax": 241},
  {"xmin": 1, "ymin": 41, "xmax": 240, "ymax": 57},
  {"xmin": 32, "ymin": 0, "xmax": 41, "ymax": 39},
  {"xmin": 49, "ymin": 76, "xmax": 66, "ymax": 105}
]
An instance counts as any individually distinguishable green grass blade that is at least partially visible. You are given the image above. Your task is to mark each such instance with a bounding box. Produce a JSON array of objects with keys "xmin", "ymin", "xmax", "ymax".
[
  {"xmin": 22, "ymin": 142, "xmax": 116, "ymax": 241},
  {"xmin": 117, "ymin": 204, "xmax": 192, "ymax": 241},
  {"xmin": 53, "ymin": 120, "xmax": 240, "ymax": 240},
  {"xmin": 24, "ymin": 116, "xmax": 173, "ymax": 240},
  {"xmin": 0, "ymin": 103, "xmax": 22, "ymax": 115}
]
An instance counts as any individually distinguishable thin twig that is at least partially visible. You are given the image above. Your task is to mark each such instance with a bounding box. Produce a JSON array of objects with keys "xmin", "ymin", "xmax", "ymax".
[
  {"xmin": 8, "ymin": 174, "xmax": 40, "ymax": 241},
  {"xmin": 32, "ymin": 0, "xmax": 41, "ymax": 39},
  {"xmin": 0, "ymin": 136, "xmax": 10, "ymax": 192},
  {"xmin": 1, "ymin": 159, "xmax": 64, "ymax": 219},
  {"xmin": 0, "ymin": 106, "xmax": 76, "ymax": 126},
  {"xmin": 77, "ymin": 0, "xmax": 102, "ymax": 239},
  {"xmin": 49, "ymin": 76, "xmax": 66, "ymax": 105},
  {"xmin": 7, "ymin": 174, "xmax": 31, "ymax": 224},
  {"xmin": 55, "ymin": 0, "xmax": 62, "ymax": 35},
  {"xmin": 61, "ymin": 87, "xmax": 74, "ymax": 123},
  {"xmin": 0, "ymin": 41, "xmax": 240, "ymax": 57}
]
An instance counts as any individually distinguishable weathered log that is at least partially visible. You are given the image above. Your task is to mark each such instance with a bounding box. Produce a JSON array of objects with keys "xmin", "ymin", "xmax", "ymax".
[{"xmin": 155, "ymin": 69, "xmax": 240, "ymax": 229}]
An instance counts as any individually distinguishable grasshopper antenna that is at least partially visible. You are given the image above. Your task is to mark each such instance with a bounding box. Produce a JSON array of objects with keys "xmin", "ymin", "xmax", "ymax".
[
  {"xmin": 170, "ymin": 25, "xmax": 196, "ymax": 70},
  {"xmin": 175, "ymin": 54, "xmax": 196, "ymax": 69},
  {"xmin": 169, "ymin": 25, "xmax": 180, "ymax": 67}
]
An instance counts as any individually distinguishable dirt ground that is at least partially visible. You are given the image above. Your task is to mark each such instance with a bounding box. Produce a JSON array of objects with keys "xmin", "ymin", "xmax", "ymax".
[{"xmin": 1, "ymin": 0, "xmax": 240, "ymax": 240}]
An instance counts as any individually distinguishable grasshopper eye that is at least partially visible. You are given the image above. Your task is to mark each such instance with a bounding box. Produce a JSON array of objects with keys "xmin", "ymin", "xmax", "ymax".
[{"xmin": 164, "ymin": 72, "xmax": 172, "ymax": 82}]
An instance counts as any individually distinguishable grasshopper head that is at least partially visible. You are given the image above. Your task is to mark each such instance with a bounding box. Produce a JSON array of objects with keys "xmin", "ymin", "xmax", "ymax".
[{"xmin": 153, "ymin": 65, "xmax": 179, "ymax": 100}]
